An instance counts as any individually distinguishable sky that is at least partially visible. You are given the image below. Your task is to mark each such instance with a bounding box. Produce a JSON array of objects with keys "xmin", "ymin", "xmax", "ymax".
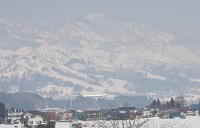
[{"xmin": 0, "ymin": 0, "xmax": 200, "ymax": 34}]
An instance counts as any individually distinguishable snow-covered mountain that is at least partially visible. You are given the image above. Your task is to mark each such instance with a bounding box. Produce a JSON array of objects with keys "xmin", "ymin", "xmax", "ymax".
[{"xmin": 0, "ymin": 13, "xmax": 200, "ymax": 99}]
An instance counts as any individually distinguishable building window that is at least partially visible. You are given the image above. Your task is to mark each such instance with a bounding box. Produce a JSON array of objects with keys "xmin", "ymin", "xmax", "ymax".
[{"xmin": 36, "ymin": 121, "xmax": 41, "ymax": 124}]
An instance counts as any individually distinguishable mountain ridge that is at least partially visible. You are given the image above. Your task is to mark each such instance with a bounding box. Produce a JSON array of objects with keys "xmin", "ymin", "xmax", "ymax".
[{"xmin": 0, "ymin": 13, "xmax": 200, "ymax": 100}]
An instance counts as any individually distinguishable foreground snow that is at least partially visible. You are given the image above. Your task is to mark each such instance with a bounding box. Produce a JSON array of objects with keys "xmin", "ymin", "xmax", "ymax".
[
  {"xmin": 1, "ymin": 117, "xmax": 200, "ymax": 128},
  {"xmin": 55, "ymin": 116, "xmax": 200, "ymax": 128}
]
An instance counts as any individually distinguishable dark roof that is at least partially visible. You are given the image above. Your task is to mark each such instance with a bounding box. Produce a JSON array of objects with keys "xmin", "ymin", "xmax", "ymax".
[
  {"xmin": 86, "ymin": 110, "xmax": 100, "ymax": 112},
  {"xmin": 160, "ymin": 109, "xmax": 180, "ymax": 114},
  {"xmin": 26, "ymin": 110, "xmax": 43, "ymax": 115},
  {"xmin": 57, "ymin": 111, "xmax": 73, "ymax": 115},
  {"xmin": 190, "ymin": 104, "xmax": 200, "ymax": 110},
  {"xmin": 7, "ymin": 108, "xmax": 24, "ymax": 112},
  {"xmin": 145, "ymin": 106, "xmax": 159, "ymax": 109},
  {"xmin": 119, "ymin": 107, "xmax": 136, "ymax": 111},
  {"xmin": 86, "ymin": 110, "xmax": 100, "ymax": 113}
]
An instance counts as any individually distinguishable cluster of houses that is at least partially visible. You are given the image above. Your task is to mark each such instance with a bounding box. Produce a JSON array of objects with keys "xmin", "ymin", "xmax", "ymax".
[
  {"xmin": 4, "ymin": 107, "xmax": 138, "ymax": 128},
  {"xmin": 1, "ymin": 95, "xmax": 200, "ymax": 128},
  {"xmin": 1, "ymin": 103, "xmax": 200, "ymax": 128}
]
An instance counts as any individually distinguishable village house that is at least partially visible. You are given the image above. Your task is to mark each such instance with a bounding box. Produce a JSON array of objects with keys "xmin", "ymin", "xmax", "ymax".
[
  {"xmin": 86, "ymin": 110, "xmax": 104, "ymax": 120},
  {"xmin": 56, "ymin": 110, "xmax": 74, "ymax": 121},
  {"xmin": 186, "ymin": 110, "xmax": 195, "ymax": 116},
  {"xmin": 141, "ymin": 110, "xmax": 152, "ymax": 118},
  {"xmin": 145, "ymin": 105, "xmax": 160, "ymax": 117},
  {"xmin": 106, "ymin": 108, "xmax": 120, "ymax": 120},
  {"xmin": 42, "ymin": 112, "xmax": 56, "ymax": 123},
  {"xmin": 159, "ymin": 109, "xmax": 185, "ymax": 119},
  {"xmin": 190, "ymin": 103, "xmax": 200, "ymax": 115},
  {"xmin": 75, "ymin": 110, "xmax": 87, "ymax": 121},
  {"xmin": 118, "ymin": 107, "xmax": 137, "ymax": 119},
  {"xmin": 41, "ymin": 107, "xmax": 61, "ymax": 114},
  {"xmin": 21, "ymin": 110, "xmax": 43, "ymax": 128},
  {"xmin": 6, "ymin": 108, "xmax": 24, "ymax": 123}
]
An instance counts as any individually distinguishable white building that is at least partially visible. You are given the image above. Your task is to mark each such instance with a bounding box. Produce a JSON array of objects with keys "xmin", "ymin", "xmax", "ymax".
[
  {"xmin": 41, "ymin": 107, "xmax": 61, "ymax": 114},
  {"xmin": 141, "ymin": 110, "xmax": 152, "ymax": 118},
  {"xmin": 7, "ymin": 108, "xmax": 24, "ymax": 123},
  {"xmin": 21, "ymin": 110, "xmax": 43, "ymax": 128}
]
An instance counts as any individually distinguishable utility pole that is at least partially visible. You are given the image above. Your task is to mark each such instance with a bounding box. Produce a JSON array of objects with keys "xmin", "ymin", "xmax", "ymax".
[{"xmin": 4, "ymin": 105, "xmax": 6, "ymax": 124}]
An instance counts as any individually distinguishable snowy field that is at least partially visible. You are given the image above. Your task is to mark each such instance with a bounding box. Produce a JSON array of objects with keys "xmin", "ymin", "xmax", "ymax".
[
  {"xmin": 1, "ymin": 116, "xmax": 200, "ymax": 128},
  {"xmin": 55, "ymin": 116, "xmax": 200, "ymax": 128}
]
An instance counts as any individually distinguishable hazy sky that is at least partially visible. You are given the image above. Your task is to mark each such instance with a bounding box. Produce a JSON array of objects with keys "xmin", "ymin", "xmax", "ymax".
[{"xmin": 0, "ymin": 0, "xmax": 200, "ymax": 34}]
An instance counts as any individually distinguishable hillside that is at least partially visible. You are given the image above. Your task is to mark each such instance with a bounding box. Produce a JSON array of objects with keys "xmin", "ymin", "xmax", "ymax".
[{"xmin": 0, "ymin": 13, "xmax": 200, "ymax": 100}]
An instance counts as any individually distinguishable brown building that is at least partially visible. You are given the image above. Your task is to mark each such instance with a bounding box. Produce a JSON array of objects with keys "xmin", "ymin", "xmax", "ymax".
[{"xmin": 57, "ymin": 111, "xmax": 74, "ymax": 121}]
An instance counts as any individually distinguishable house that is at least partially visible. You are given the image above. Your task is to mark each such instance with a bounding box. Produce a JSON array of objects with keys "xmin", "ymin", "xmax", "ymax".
[
  {"xmin": 141, "ymin": 110, "xmax": 152, "ymax": 118},
  {"xmin": 75, "ymin": 110, "xmax": 87, "ymax": 121},
  {"xmin": 179, "ymin": 106, "xmax": 190, "ymax": 113},
  {"xmin": 56, "ymin": 110, "xmax": 74, "ymax": 121},
  {"xmin": 41, "ymin": 107, "xmax": 61, "ymax": 114},
  {"xmin": 106, "ymin": 109, "xmax": 120, "ymax": 120},
  {"xmin": 6, "ymin": 108, "xmax": 24, "ymax": 123},
  {"xmin": 42, "ymin": 112, "xmax": 56, "ymax": 123},
  {"xmin": 86, "ymin": 110, "xmax": 104, "ymax": 120},
  {"xmin": 145, "ymin": 106, "xmax": 159, "ymax": 116},
  {"xmin": 21, "ymin": 110, "xmax": 43, "ymax": 128},
  {"xmin": 159, "ymin": 109, "xmax": 185, "ymax": 119},
  {"xmin": 186, "ymin": 110, "xmax": 195, "ymax": 116},
  {"xmin": 118, "ymin": 107, "xmax": 136, "ymax": 119},
  {"xmin": 190, "ymin": 104, "xmax": 200, "ymax": 111}
]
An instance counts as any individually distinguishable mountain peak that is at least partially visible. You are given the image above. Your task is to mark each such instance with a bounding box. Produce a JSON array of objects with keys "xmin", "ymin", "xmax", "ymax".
[{"xmin": 84, "ymin": 13, "xmax": 107, "ymax": 21}]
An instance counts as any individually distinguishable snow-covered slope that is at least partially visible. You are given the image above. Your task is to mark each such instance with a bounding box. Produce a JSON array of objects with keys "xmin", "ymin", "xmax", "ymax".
[{"xmin": 0, "ymin": 13, "xmax": 200, "ymax": 99}]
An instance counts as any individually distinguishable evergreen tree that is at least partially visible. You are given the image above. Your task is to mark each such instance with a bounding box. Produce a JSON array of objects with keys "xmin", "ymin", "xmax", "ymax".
[
  {"xmin": 151, "ymin": 100, "xmax": 157, "ymax": 107},
  {"xmin": 170, "ymin": 98, "xmax": 175, "ymax": 108},
  {"xmin": 0, "ymin": 102, "xmax": 6, "ymax": 119},
  {"xmin": 156, "ymin": 98, "xmax": 161, "ymax": 107},
  {"xmin": 46, "ymin": 121, "xmax": 55, "ymax": 128},
  {"xmin": 178, "ymin": 91, "xmax": 186, "ymax": 106},
  {"xmin": 166, "ymin": 101, "xmax": 170, "ymax": 109},
  {"xmin": 177, "ymin": 102, "xmax": 181, "ymax": 110}
]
